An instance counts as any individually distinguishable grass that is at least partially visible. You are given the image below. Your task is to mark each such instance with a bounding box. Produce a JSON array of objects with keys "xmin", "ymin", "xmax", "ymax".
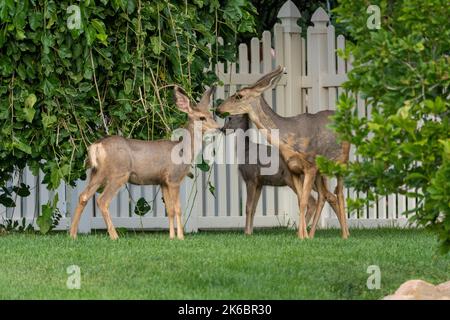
[{"xmin": 0, "ymin": 228, "xmax": 449, "ymax": 300}]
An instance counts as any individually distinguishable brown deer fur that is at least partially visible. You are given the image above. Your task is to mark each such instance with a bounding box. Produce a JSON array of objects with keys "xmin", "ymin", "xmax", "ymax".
[{"xmin": 217, "ymin": 66, "xmax": 350, "ymax": 239}]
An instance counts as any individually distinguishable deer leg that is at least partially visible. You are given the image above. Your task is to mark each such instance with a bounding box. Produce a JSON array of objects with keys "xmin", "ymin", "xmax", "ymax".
[
  {"xmin": 319, "ymin": 176, "xmax": 346, "ymax": 234},
  {"xmin": 319, "ymin": 177, "xmax": 349, "ymax": 237},
  {"xmin": 248, "ymin": 185, "xmax": 262, "ymax": 234},
  {"xmin": 293, "ymin": 171, "xmax": 315, "ymax": 239},
  {"xmin": 290, "ymin": 177, "xmax": 317, "ymax": 227},
  {"xmin": 96, "ymin": 175, "xmax": 128, "ymax": 240},
  {"xmin": 310, "ymin": 175, "xmax": 342, "ymax": 236},
  {"xmin": 309, "ymin": 176, "xmax": 326, "ymax": 238},
  {"xmin": 336, "ymin": 176, "xmax": 349, "ymax": 239},
  {"xmin": 324, "ymin": 188, "xmax": 343, "ymax": 230},
  {"xmin": 169, "ymin": 186, "xmax": 184, "ymax": 240},
  {"xmin": 70, "ymin": 170, "xmax": 103, "ymax": 239},
  {"xmin": 161, "ymin": 185, "xmax": 175, "ymax": 239},
  {"xmin": 245, "ymin": 182, "xmax": 262, "ymax": 235},
  {"xmin": 305, "ymin": 185, "xmax": 318, "ymax": 225},
  {"xmin": 244, "ymin": 182, "xmax": 256, "ymax": 235}
]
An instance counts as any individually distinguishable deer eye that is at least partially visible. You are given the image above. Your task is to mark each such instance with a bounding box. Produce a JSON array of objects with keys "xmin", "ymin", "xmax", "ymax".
[
  {"xmin": 235, "ymin": 93, "xmax": 242, "ymax": 100},
  {"xmin": 200, "ymin": 116, "xmax": 206, "ymax": 121}
]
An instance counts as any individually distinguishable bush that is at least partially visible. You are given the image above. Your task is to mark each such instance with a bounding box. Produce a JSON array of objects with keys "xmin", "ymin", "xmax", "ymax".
[
  {"xmin": 0, "ymin": 0, "xmax": 255, "ymax": 202},
  {"xmin": 330, "ymin": 0, "xmax": 450, "ymax": 253}
]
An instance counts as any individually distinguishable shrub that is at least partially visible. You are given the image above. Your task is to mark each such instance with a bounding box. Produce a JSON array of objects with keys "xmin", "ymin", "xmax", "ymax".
[
  {"xmin": 0, "ymin": 1, "xmax": 255, "ymax": 203},
  {"xmin": 329, "ymin": 0, "xmax": 449, "ymax": 253}
]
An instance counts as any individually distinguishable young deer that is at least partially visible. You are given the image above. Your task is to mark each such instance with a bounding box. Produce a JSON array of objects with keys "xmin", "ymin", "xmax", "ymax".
[
  {"xmin": 70, "ymin": 87, "xmax": 221, "ymax": 240},
  {"xmin": 221, "ymin": 114, "xmax": 317, "ymax": 235},
  {"xmin": 217, "ymin": 66, "xmax": 350, "ymax": 239}
]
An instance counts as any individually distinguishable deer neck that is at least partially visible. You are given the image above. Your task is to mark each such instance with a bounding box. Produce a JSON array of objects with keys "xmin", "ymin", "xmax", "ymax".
[
  {"xmin": 184, "ymin": 118, "xmax": 204, "ymax": 163},
  {"xmin": 247, "ymin": 96, "xmax": 283, "ymax": 148}
]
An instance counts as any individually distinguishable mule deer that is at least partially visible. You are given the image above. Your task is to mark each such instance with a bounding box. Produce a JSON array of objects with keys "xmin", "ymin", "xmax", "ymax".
[
  {"xmin": 222, "ymin": 114, "xmax": 342, "ymax": 235},
  {"xmin": 217, "ymin": 66, "xmax": 350, "ymax": 239},
  {"xmin": 70, "ymin": 87, "xmax": 220, "ymax": 240}
]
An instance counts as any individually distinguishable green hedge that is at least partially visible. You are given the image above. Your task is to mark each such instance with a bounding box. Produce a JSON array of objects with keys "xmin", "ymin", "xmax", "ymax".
[
  {"xmin": 330, "ymin": 0, "xmax": 450, "ymax": 253},
  {"xmin": 0, "ymin": 0, "xmax": 255, "ymax": 199}
]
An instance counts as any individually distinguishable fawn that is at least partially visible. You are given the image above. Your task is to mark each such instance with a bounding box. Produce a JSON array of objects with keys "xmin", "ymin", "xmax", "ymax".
[{"xmin": 70, "ymin": 87, "xmax": 221, "ymax": 240}]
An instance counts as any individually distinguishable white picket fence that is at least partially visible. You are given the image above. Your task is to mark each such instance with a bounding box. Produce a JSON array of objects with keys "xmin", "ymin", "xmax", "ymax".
[{"xmin": 0, "ymin": 1, "xmax": 411, "ymax": 233}]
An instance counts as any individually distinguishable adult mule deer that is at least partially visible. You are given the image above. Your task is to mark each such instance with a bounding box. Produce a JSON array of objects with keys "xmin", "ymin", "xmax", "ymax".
[
  {"xmin": 70, "ymin": 87, "xmax": 220, "ymax": 240},
  {"xmin": 217, "ymin": 66, "xmax": 350, "ymax": 239},
  {"xmin": 221, "ymin": 114, "xmax": 317, "ymax": 235}
]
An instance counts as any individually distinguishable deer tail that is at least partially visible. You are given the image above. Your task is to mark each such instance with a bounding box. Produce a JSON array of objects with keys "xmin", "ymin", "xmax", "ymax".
[{"xmin": 86, "ymin": 143, "xmax": 104, "ymax": 173}]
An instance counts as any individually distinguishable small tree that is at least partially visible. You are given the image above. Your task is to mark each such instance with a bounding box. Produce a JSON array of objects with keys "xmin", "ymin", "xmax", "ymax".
[{"xmin": 328, "ymin": 0, "xmax": 449, "ymax": 252}]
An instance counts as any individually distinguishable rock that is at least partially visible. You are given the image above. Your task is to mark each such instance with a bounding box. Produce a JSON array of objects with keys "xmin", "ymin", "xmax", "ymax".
[
  {"xmin": 436, "ymin": 281, "xmax": 450, "ymax": 295},
  {"xmin": 383, "ymin": 280, "xmax": 450, "ymax": 300}
]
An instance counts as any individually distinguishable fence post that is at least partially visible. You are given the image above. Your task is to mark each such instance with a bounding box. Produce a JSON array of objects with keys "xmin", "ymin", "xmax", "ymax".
[
  {"xmin": 308, "ymin": 7, "xmax": 330, "ymax": 112},
  {"xmin": 277, "ymin": 0, "xmax": 302, "ymax": 116},
  {"xmin": 276, "ymin": 1, "xmax": 302, "ymax": 226}
]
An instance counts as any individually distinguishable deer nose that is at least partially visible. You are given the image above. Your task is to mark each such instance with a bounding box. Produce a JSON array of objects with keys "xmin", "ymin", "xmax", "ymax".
[
  {"xmin": 215, "ymin": 107, "xmax": 229, "ymax": 119},
  {"xmin": 216, "ymin": 105, "xmax": 225, "ymax": 114}
]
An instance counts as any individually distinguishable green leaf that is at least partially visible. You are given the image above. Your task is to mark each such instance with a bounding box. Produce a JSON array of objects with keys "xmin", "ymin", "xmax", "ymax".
[
  {"xmin": 91, "ymin": 19, "xmax": 108, "ymax": 45},
  {"xmin": 50, "ymin": 167, "xmax": 61, "ymax": 189},
  {"xmin": 37, "ymin": 194, "xmax": 59, "ymax": 234},
  {"xmin": 12, "ymin": 137, "xmax": 32, "ymax": 154},
  {"xmin": 13, "ymin": 183, "xmax": 30, "ymax": 197},
  {"xmin": 36, "ymin": 210, "xmax": 52, "ymax": 234},
  {"xmin": 124, "ymin": 78, "xmax": 133, "ymax": 95},
  {"xmin": 134, "ymin": 197, "xmax": 151, "ymax": 216},
  {"xmin": 150, "ymin": 36, "xmax": 162, "ymax": 55},
  {"xmin": 29, "ymin": 12, "xmax": 43, "ymax": 31},
  {"xmin": 85, "ymin": 25, "xmax": 97, "ymax": 46},
  {"xmin": 196, "ymin": 160, "xmax": 210, "ymax": 172},
  {"xmin": 208, "ymin": 182, "xmax": 215, "ymax": 197},
  {"xmin": 24, "ymin": 94, "xmax": 37, "ymax": 108},
  {"xmin": 0, "ymin": 194, "xmax": 15, "ymax": 207},
  {"xmin": 22, "ymin": 107, "xmax": 36, "ymax": 123},
  {"xmin": 127, "ymin": 0, "xmax": 136, "ymax": 14},
  {"xmin": 42, "ymin": 114, "xmax": 57, "ymax": 129}
]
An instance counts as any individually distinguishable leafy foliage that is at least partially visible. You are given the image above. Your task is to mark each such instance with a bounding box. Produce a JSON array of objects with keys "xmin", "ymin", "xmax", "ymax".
[
  {"xmin": 329, "ymin": 0, "xmax": 450, "ymax": 253},
  {"xmin": 0, "ymin": 0, "xmax": 255, "ymax": 203},
  {"xmin": 0, "ymin": 217, "xmax": 34, "ymax": 233},
  {"xmin": 36, "ymin": 193, "xmax": 62, "ymax": 234}
]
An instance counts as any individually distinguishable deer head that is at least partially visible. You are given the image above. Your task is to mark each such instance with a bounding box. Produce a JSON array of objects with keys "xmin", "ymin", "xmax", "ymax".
[
  {"xmin": 174, "ymin": 86, "xmax": 221, "ymax": 132},
  {"xmin": 216, "ymin": 66, "xmax": 285, "ymax": 116}
]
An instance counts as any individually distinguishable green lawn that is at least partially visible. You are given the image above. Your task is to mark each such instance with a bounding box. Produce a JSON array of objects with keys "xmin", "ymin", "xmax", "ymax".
[{"xmin": 0, "ymin": 228, "xmax": 449, "ymax": 299}]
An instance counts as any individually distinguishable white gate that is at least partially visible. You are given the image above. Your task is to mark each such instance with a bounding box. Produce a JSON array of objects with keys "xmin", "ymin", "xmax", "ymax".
[{"xmin": 0, "ymin": 1, "xmax": 410, "ymax": 233}]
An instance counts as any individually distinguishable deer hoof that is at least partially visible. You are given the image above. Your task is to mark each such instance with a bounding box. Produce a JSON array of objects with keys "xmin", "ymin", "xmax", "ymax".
[
  {"xmin": 297, "ymin": 230, "xmax": 309, "ymax": 240},
  {"xmin": 109, "ymin": 230, "xmax": 119, "ymax": 240},
  {"xmin": 69, "ymin": 232, "xmax": 77, "ymax": 240}
]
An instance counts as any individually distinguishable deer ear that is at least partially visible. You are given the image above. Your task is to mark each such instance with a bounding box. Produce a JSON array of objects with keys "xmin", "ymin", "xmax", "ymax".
[
  {"xmin": 252, "ymin": 65, "xmax": 284, "ymax": 94},
  {"xmin": 174, "ymin": 87, "xmax": 192, "ymax": 113},
  {"xmin": 197, "ymin": 85, "xmax": 216, "ymax": 110}
]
